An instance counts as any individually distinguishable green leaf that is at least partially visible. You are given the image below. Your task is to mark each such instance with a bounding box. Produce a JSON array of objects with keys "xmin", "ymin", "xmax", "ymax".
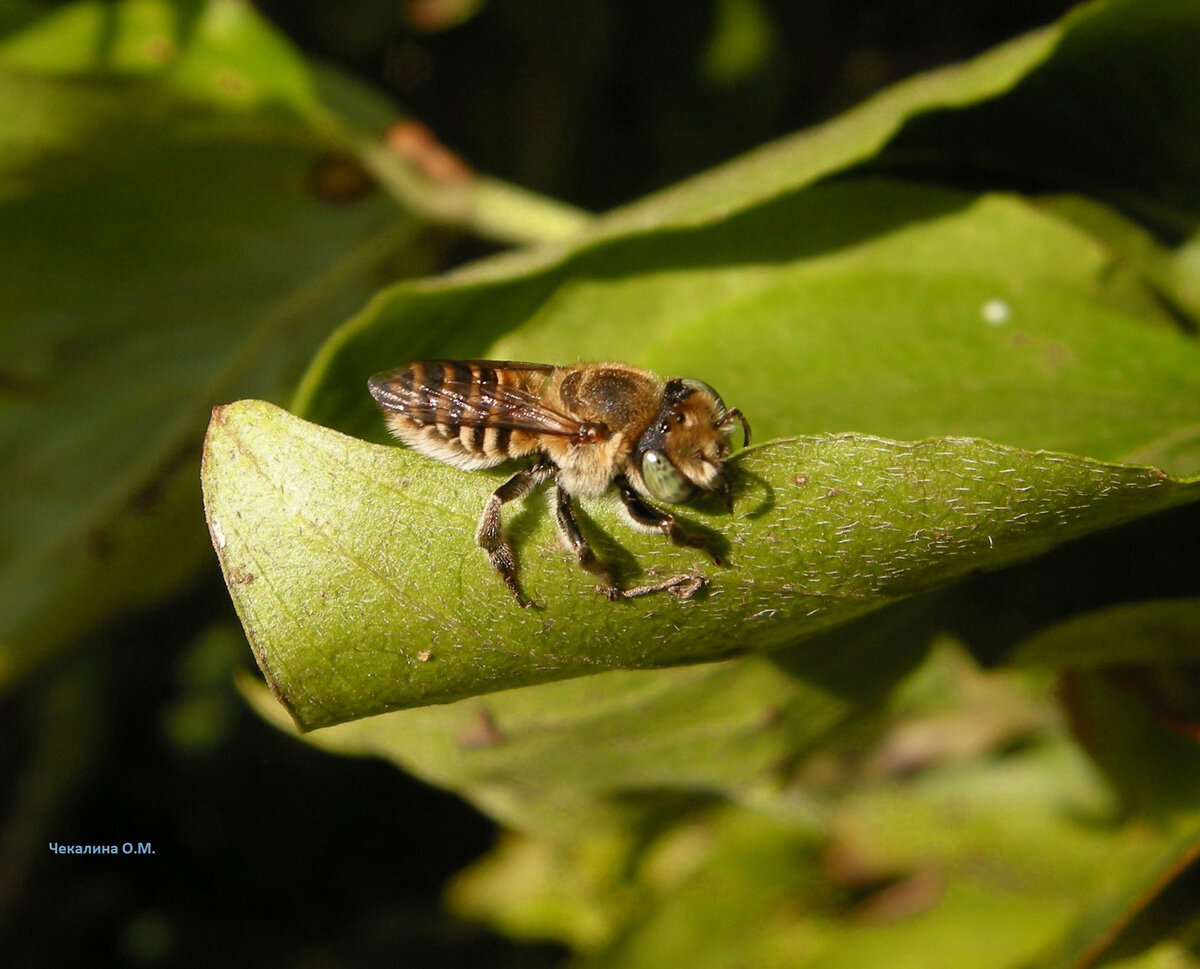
[
  {"xmin": 285, "ymin": 0, "xmax": 1200, "ymax": 302},
  {"xmin": 1007, "ymin": 601, "xmax": 1200, "ymax": 817},
  {"xmin": 243, "ymin": 656, "xmax": 847, "ymax": 837},
  {"xmin": 700, "ymin": 0, "xmax": 777, "ymax": 86},
  {"xmin": 296, "ymin": 181, "xmax": 1200, "ymax": 473},
  {"xmin": 434, "ymin": 646, "xmax": 1200, "ymax": 969},
  {"xmin": 1010, "ymin": 598, "xmax": 1200, "ymax": 669},
  {"xmin": 568, "ymin": 746, "xmax": 1185, "ymax": 969},
  {"xmin": 204, "ymin": 399, "xmax": 1200, "ymax": 730},
  {"xmin": 0, "ymin": 0, "xmax": 424, "ymax": 684},
  {"xmin": 292, "ymin": 0, "xmax": 1200, "ymax": 470},
  {"xmin": 1029, "ymin": 822, "xmax": 1200, "ymax": 969}
]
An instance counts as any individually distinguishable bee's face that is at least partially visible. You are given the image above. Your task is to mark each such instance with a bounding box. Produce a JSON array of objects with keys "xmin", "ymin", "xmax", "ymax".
[{"xmin": 634, "ymin": 379, "xmax": 750, "ymax": 505}]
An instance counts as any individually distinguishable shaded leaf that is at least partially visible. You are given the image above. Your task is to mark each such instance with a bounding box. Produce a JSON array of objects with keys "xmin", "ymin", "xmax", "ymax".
[
  {"xmin": 928, "ymin": 504, "xmax": 1200, "ymax": 668},
  {"xmin": 245, "ymin": 655, "xmax": 866, "ymax": 837},
  {"xmin": 1010, "ymin": 599, "xmax": 1200, "ymax": 669},
  {"xmin": 881, "ymin": 0, "xmax": 1200, "ymax": 232},
  {"xmin": 0, "ymin": 0, "xmax": 425, "ymax": 682},
  {"xmin": 204, "ymin": 399, "xmax": 1200, "ymax": 729},
  {"xmin": 1056, "ymin": 668, "xmax": 1200, "ymax": 820}
]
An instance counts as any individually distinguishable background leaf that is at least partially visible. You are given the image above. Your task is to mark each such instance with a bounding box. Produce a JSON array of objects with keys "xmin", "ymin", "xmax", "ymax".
[
  {"xmin": 878, "ymin": 0, "xmax": 1200, "ymax": 234},
  {"xmin": 1010, "ymin": 599, "xmax": 1200, "ymax": 669},
  {"xmin": 252, "ymin": 641, "xmax": 1200, "ymax": 969},
  {"xmin": 1029, "ymin": 824, "xmax": 1200, "ymax": 969},
  {"xmin": 296, "ymin": 181, "xmax": 1200, "ymax": 472},
  {"xmin": 0, "ymin": 0, "xmax": 425, "ymax": 683}
]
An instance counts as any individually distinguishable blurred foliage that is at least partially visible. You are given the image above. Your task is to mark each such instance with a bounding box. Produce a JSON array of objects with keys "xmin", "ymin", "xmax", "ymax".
[{"xmin": 3, "ymin": 0, "xmax": 1200, "ymax": 967}]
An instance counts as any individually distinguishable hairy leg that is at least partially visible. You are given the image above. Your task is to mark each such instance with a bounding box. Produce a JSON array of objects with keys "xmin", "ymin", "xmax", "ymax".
[
  {"xmin": 476, "ymin": 461, "xmax": 556, "ymax": 607},
  {"xmin": 552, "ymin": 483, "xmax": 621, "ymax": 595}
]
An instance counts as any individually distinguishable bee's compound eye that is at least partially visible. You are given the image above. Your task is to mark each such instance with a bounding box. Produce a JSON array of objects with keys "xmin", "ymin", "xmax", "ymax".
[{"xmin": 641, "ymin": 450, "xmax": 695, "ymax": 504}]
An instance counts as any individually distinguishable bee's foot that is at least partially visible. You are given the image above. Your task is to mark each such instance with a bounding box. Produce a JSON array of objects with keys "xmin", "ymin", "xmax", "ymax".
[
  {"xmin": 666, "ymin": 573, "xmax": 707, "ymax": 599},
  {"xmin": 506, "ymin": 583, "xmax": 535, "ymax": 608},
  {"xmin": 600, "ymin": 573, "xmax": 707, "ymax": 601}
]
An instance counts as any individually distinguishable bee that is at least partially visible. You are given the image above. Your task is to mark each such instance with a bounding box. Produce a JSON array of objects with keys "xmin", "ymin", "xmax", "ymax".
[{"xmin": 368, "ymin": 360, "xmax": 750, "ymax": 606}]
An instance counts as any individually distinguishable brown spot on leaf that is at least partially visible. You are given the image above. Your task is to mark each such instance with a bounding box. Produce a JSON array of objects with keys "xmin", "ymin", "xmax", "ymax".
[
  {"xmin": 88, "ymin": 529, "xmax": 113, "ymax": 562},
  {"xmin": 305, "ymin": 154, "xmax": 377, "ymax": 205},
  {"xmin": 405, "ymin": 0, "xmax": 479, "ymax": 32},
  {"xmin": 229, "ymin": 565, "xmax": 255, "ymax": 585},
  {"xmin": 1044, "ymin": 341, "xmax": 1071, "ymax": 366},
  {"xmin": 793, "ymin": 474, "xmax": 809, "ymax": 486},
  {"xmin": 821, "ymin": 839, "xmax": 943, "ymax": 924},
  {"xmin": 820, "ymin": 838, "xmax": 883, "ymax": 890},
  {"xmin": 1010, "ymin": 332, "xmax": 1073, "ymax": 368},
  {"xmin": 216, "ymin": 70, "xmax": 249, "ymax": 97},
  {"xmin": 851, "ymin": 868, "xmax": 943, "ymax": 924},
  {"xmin": 457, "ymin": 708, "xmax": 505, "ymax": 748},
  {"xmin": 143, "ymin": 35, "xmax": 175, "ymax": 63}
]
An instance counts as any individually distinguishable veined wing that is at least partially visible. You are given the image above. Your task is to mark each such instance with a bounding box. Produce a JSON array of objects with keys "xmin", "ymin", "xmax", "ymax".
[{"xmin": 369, "ymin": 360, "xmax": 607, "ymax": 442}]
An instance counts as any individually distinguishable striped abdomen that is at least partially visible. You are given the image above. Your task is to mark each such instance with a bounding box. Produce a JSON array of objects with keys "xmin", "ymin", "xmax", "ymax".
[{"xmin": 368, "ymin": 360, "xmax": 552, "ymax": 470}]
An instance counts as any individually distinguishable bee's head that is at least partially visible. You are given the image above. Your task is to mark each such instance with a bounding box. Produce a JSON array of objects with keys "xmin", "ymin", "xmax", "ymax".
[{"xmin": 632, "ymin": 378, "xmax": 751, "ymax": 506}]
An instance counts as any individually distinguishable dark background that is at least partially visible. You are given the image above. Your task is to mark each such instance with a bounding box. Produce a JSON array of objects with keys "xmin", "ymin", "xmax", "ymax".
[{"xmin": 4, "ymin": 1, "xmax": 1081, "ymax": 965}]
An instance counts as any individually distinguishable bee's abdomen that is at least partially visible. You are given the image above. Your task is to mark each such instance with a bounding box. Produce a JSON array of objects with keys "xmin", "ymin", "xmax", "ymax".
[{"xmin": 371, "ymin": 360, "xmax": 530, "ymax": 469}]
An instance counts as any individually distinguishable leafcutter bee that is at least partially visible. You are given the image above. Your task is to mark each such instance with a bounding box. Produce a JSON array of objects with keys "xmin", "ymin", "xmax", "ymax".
[{"xmin": 369, "ymin": 360, "xmax": 750, "ymax": 606}]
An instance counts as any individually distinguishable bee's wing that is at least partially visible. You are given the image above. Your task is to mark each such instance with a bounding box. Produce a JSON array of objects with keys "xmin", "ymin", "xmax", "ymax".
[{"xmin": 370, "ymin": 360, "xmax": 602, "ymax": 441}]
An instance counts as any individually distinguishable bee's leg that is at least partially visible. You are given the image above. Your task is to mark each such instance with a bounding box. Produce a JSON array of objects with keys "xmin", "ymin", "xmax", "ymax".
[
  {"xmin": 552, "ymin": 483, "xmax": 620, "ymax": 595},
  {"xmin": 616, "ymin": 478, "xmax": 724, "ymax": 566},
  {"xmin": 477, "ymin": 462, "xmax": 556, "ymax": 607}
]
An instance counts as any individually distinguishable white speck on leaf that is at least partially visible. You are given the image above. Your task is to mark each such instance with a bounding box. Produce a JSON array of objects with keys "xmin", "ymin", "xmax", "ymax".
[{"xmin": 981, "ymin": 299, "xmax": 1011, "ymax": 325}]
